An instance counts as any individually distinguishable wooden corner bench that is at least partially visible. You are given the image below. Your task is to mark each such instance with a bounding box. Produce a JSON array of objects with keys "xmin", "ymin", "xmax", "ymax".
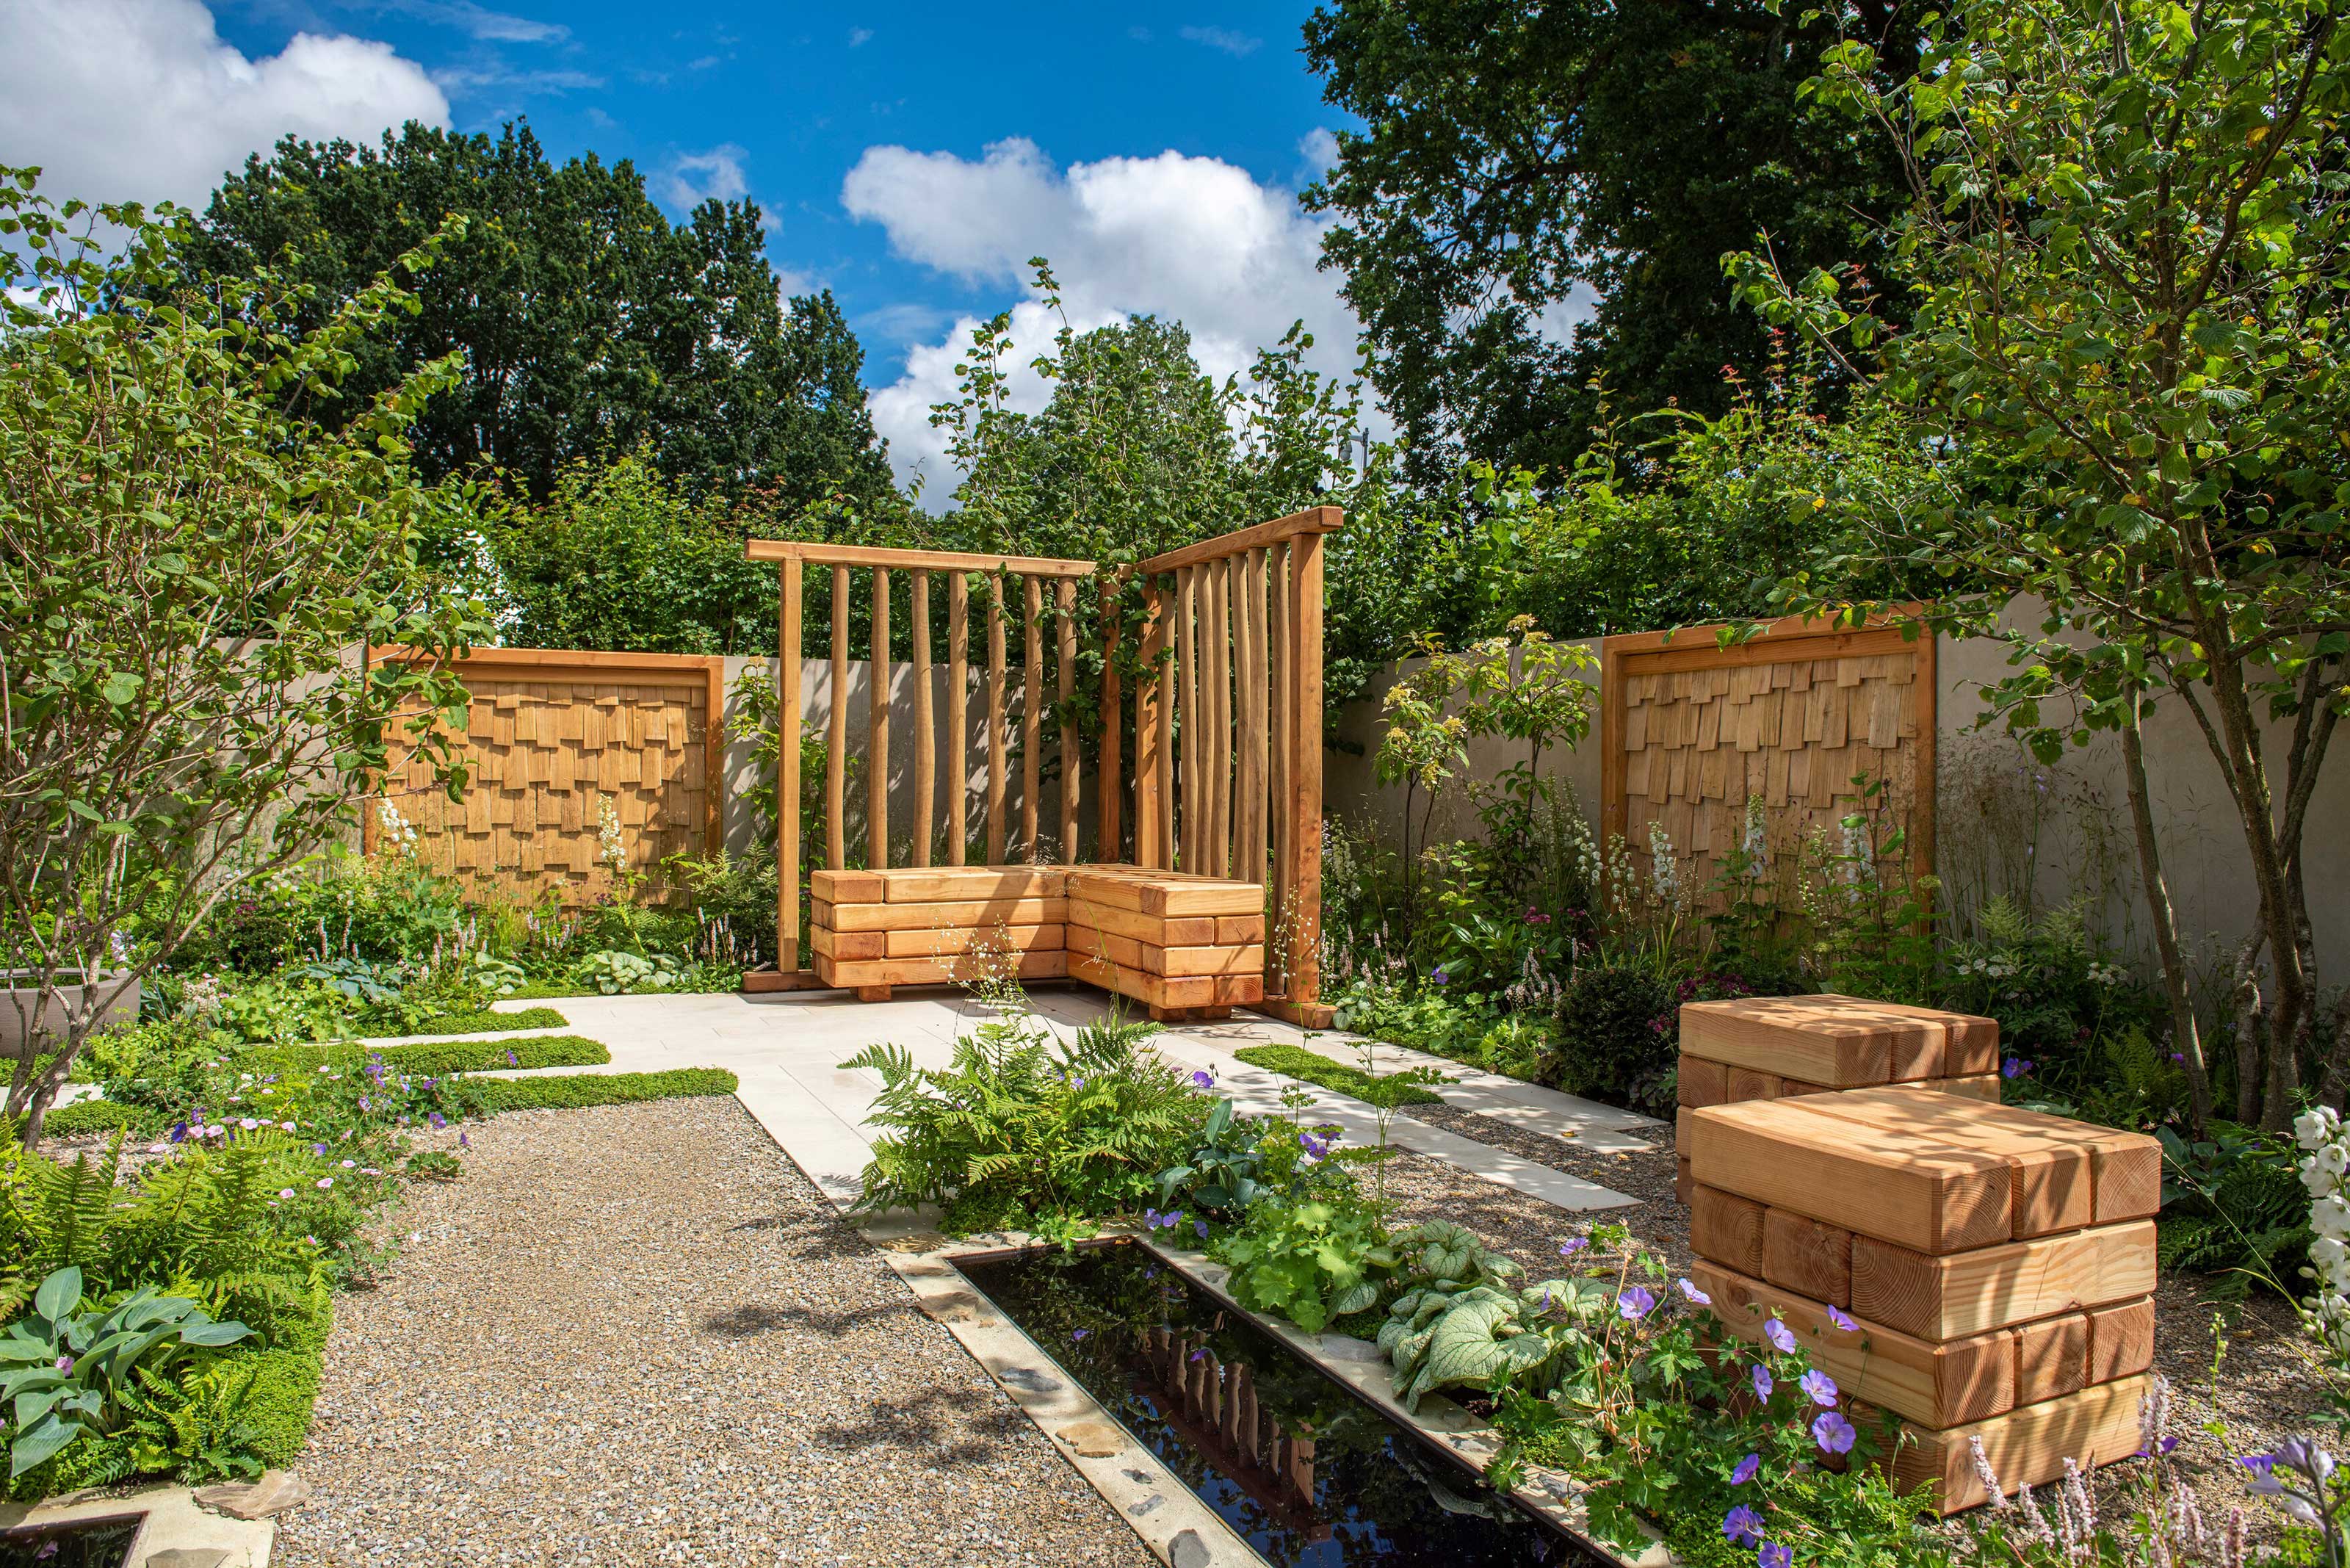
[{"xmin": 809, "ymin": 864, "xmax": 1266, "ymax": 1019}]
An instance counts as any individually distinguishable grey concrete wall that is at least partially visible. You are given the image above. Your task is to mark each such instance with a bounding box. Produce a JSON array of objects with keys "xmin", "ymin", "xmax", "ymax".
[{"xmin": 1324, "ymin": 616, "xmax": 2348, "ymax": 967}]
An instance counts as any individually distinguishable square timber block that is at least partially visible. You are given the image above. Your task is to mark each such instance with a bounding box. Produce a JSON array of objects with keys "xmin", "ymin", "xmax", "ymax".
[
  {"xmin": 1881, "ymin": 1375, "xmax": 2150, "ymax": 1514},
  {"xmin": 1680, "ymin": 994, "xmax": 1999, "ymax": 1085},
  {"xmin": 1688, "ymin": 1090, "xmax": 2158, "ymax": 1251},
  {"xmin": 1691, "ymin": 1260, "xmax": 2016, "ymax": 1430}
]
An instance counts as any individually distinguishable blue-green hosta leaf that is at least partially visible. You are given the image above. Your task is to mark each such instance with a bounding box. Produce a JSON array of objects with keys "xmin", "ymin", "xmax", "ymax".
[
  {"xmin": 10, "ymin": 1413, "xmax": 82, "ymax": 1478},
  {"xmin": 178, "ymin": 1320, "xmax": 254, "ymax": 1348},
  {"xmin": 32, "ymin": 1268, "xmax": 81, "ymax": 1325}
]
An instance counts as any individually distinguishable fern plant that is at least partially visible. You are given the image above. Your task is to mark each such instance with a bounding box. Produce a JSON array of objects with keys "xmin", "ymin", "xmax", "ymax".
[
  {"xmin": 2156, "ymin": 1124, "xmax": 2313, "ymax": 1298},
  {"xmin": 842, "ymin": 1011, "xmax": 1207, "ymax": 1232}
]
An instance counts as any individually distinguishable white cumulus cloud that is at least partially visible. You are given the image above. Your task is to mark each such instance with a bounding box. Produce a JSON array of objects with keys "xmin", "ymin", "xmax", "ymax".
[
  {"xmin": 657, "ymin": 144, "xmax": 750, "ymax": 209},
  {"xmin": 0, "ymin": 0, "xmax": 450, "ymax": 211},
  {"xmin": 842, "ymin": 137, "xmax": 1366, "ymax": 502}
]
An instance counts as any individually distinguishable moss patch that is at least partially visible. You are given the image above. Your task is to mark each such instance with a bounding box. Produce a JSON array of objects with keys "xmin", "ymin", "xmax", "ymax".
[
  {"xmin": 478, "ymin": 1067, "xmax": 738, "ymax": 1113},
  {"xmin": 1231, "ymin": 1044, "xmax": 1447, "ymax": 1107}
]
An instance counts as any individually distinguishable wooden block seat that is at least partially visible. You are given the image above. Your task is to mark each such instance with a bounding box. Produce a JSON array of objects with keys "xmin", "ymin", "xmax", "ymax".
[
  {"xmin": 807, "ymin": 864, "xmax": 1265, "ymax": 1014},
  {"xmin": 1674, "ymin": 994, "xmax": 2001, "ymax": 1204},
  {"xmin": 1684, "ymin": 1087, "xmax": 2161, "ymax": 1514}
]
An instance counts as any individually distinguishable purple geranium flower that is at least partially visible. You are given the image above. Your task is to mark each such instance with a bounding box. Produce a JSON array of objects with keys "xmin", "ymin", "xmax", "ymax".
[
  {"xmin": 1800, "ymin": 1370, "xmax": 1839, "ymax": 1407},
  {"xmin": 1722, "ymin": 1506, "xmax": 1765, "ymax": 1547},
  {"xmin": 1558, "ymin": 1237, "xmax": 1589, "ymax": 1258},
  {"xmin": 1430, "ymin": 968, "xmax": 1447, "ymax": 986},
  {"xmin": 1616, "ymin": 1286, "xmax": 1657, "ymax": 1322},
  {"xmin": 1730, "ymin": 1453, "xmax": 1760, "ymax": 1486},
  {"xmin": 1812, "ymin": 1412, "xmax": 1857, "ymax": 1455},
  {"xmin": 1676, "ymin": 1277, "xmax": 1711, "ymax": 1306},
  {"xmin": 1825, "ymin": 1306, "xmax": 1859, "ymax": 1332},
  {"xmin": 1760, "ymin": 1543, "xmax": 1793, "ymax": 1568},
  {"xmin": 1190, "ymin": 1070, "xmax": 1215, "ymax": 1089},
  {"xmin": 1071, "ymin": 1329, "xmax": 1090, "ymax": 1341},
  {"xmin": 2002, "ymin": 1056, "xmax": 2036, "ymax": 1080},
  {"xmin": 1751, "ymin": 1362, "xmax": 1774, "ymax": 1402},
  {"xmin": 1763, "ymin": 1318, "xmax": 1798, "ymax": 1354}
]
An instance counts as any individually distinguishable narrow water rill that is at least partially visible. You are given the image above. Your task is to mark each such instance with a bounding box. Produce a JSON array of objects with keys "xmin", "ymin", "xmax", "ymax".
[
  {"xmin": 0, "ymin": 1516, "xmax": 140, "ymax": 1568},
  {"xmin": 957, "ymin": 1242, "xmax": 1596, "ymax": 1567}
]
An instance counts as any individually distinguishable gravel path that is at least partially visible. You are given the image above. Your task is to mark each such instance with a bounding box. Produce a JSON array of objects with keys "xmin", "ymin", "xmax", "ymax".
[{"xmin": 273, "ymin": 1098, "xmax": 1155, "ymax": 1568}]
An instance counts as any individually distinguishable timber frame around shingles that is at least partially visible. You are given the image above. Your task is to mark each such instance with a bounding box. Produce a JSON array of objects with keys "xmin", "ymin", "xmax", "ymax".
[{"xmin": 745, "ymin": 508, "xmax": 1340, "ymax": 1022}]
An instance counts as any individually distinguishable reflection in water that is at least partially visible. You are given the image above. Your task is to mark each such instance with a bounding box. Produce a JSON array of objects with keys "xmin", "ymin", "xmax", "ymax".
[
  {"xmin": 958, "ymin": 1242, "xmax": 1588, "ymax": 1568},
  {"xmin": 1140, "ymin": 1326, "xmax": 1330, "ymax": 1544}
]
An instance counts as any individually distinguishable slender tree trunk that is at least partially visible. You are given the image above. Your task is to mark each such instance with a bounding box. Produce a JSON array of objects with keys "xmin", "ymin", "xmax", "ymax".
[
  {"xmin": 2199, "ymin": 639, "xmax": 2308, "ymax": 1130},
  {"xmin": 2119, "ymin": 689, "xmax": 2211, "ymax": 1130},
  {"xmin": 2230, "ymin": 931, "xmax": 2266, "ymax": 1126}
]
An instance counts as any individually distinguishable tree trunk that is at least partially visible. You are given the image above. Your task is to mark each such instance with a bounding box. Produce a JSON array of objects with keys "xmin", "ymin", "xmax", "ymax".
[
  {"xmin": 2119, "ymin": 689, "xmax": 2212, "ymax": 1130},
  {"xmin": 2199, "ymin": 640, "xmax": 2308, "ymax": 1130},
  {"xmin": 2229, "ymin": 931, "xmax": 2266, "ymax": 1126}
]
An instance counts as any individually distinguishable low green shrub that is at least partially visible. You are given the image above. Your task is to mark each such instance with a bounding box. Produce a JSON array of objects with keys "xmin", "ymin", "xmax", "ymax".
[
  {"xmin": 1230, "ymin": 1044, "xmax": 1447, "ymax": 1106},
  {"xmin": 475, "ymin": 1067, "xmax": 737, "ymax": 1113},
  {"xmin": 1539, "ymin": 965, "xmax": 1674, "ymax": 1113}
]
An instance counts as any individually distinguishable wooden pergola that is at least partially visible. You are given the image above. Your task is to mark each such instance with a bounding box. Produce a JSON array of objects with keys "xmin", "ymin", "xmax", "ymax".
[{"xmin": 744, "ymin": 508, "xmax": 1338, "ymax": 1022}]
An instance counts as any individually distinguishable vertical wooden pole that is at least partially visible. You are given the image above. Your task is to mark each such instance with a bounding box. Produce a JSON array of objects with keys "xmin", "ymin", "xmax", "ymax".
[
  {"xmin": 1057, "ymin": 579, "xmax": 1078, "ymax": 861},
  {"xmin": 827, "ymin": 565, "xmax": 847, "ymax": 870},
  {"xmin": 987, "ymin": 573, "xmax": 1007, "ymax": 864},
  {"xmin": 1286, "ymin": 530, "xmax": 1326, "ymax": 1005},
  {"xmin": 1023, "ymin": 577, "xmax": 1042, "ymax": 859},
  {"xmin": 1135, "ymin": 583, "xmax": 1165, "ymax": 867},
  {"xmin": 1154, "ymin": 588, "xmax": 1176, "ymax": 872},
  {"xmin": 869, "ymin": 568, "xmax": 891, "ymax": 867},
  {"xmin": 1176, "ymin": 566, "xmax": 1198, "ymax": 873},
  {"xmin": 1207, "ymin": 556, "xmax": 1232, "ymax": 877},
  {"xmin": 1242, "ymin": 546, "xmax": 1270, "ymax": 883},
  {"xmin": 948, "ymin": 573, "xmax": 969, "ymax": 866},
  {"xmin": 1099, "ymin": 595, "xmax": 1122, "ymax": 861},
  {"xmin": 911, "ymin": 571, "xmax": 933, "ymax": 868},
  {"xmin": 778, "ymin": 553, "xmax": 802, "ymax": 972},
  {"xmin": 1269, "ymin": 543, "xmax": 1291, "ymax": 947}
]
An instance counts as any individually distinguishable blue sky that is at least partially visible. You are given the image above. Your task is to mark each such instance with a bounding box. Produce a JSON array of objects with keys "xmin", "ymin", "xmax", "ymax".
[{"xmin": 0, "ymin": 1, "xmax": 1364, "ymax": 493}]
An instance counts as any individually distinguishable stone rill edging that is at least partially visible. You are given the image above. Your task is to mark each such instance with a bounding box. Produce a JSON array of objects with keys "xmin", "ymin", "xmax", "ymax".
[
  {"xmin": 0, "ymin": 1479, "xmax": 280, "ymax": 1567},
  {"xmin": 857, "ymin": 1210, "xmax": 1674, "ymax": 1568},
  {"xmin": 857, "ymin": 1214, "xmax": 1258, "ymax": 1568}
]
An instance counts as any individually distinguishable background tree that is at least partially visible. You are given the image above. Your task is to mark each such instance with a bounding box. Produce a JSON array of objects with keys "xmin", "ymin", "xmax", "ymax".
[
  {"xmin": 1732, "ymin": 0, "xmax": 2350, "ymax": 1129},
  {"xmin": 171, "ymin": 121, "xmax": 895, "ymax": 511},
  {"xmin": 1302, "ymin": 0, "xmax": 1923, "ymax": 483},
  {"xmin": 0, "ymin": 173, "xmax": 485, "ymax": 1141}
]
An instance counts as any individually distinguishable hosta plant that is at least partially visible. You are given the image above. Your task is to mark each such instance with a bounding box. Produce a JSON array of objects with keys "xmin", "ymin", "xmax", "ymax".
[
  {"xmin": 0, "ymin": 1267, "xmax": 252, "ymax": 1477},
  {"xmin": 1154, "ymin": 1096, "xmax": 1272, "ymax": 1218}
]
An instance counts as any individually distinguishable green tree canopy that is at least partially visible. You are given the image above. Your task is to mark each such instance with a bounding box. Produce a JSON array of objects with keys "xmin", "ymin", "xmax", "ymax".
[
  {"xmin": 170, "ymin": 120, "xmax": 895, "ymax": 511},
  {"xmin": 1731, "ymin": 0, "xmax": 2350, "ymax": 1128},
  {"xmin": 1301, "ymin": 0, "xmax": 1923, "ymax": 483}
]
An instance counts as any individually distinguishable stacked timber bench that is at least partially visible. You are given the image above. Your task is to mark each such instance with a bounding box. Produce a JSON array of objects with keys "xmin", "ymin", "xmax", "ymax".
[
  {"xmin": 807, "ymin": 864, "xmax": 1265, "ymax": 1019},
  {"xmin": 1685, "ymin": 1085, "xmax": 2161, "ymax": 1513},
  {"xmin": 1674, "ymin": 995, "xmax": 2003, "ymax": 1204}
]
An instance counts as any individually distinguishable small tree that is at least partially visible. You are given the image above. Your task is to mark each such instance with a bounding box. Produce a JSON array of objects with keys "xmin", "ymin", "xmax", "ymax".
[
  {"xmin": 1730, "ymin": 0, "xmax": 2350, "ymax": 1129},
  {"xmin": 0, "ymin": 171, "xmax": 485, "ymax": 1141}
]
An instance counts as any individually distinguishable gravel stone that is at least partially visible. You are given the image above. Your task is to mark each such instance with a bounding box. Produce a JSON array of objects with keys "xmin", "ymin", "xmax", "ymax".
[{"xmin": 272, "ymin": 1097, "xmax": 1156, "ymax": 1568}]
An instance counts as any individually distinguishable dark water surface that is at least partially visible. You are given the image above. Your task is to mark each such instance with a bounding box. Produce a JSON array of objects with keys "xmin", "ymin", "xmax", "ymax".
[
  {"xmin": 957, "ymin": 1241, "xmax": 1594, "ymax": 1567},
  {"xmin": 0, "ymin": 1515, "xmax": 140, "ymax": 1567}
]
